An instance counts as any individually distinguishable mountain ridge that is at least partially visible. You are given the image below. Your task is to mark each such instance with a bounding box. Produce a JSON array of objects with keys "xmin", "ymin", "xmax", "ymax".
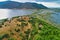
[{"xmin": 0, "ymin": 1, "xmax": 48, "ymax": 9}]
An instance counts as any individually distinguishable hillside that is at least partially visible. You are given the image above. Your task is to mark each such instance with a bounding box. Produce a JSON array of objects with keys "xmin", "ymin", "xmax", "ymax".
[
  {"xmin": 0, "ymin": 14, "xmax": 60, "ymax": 40},
  {"xmin": 0, "ymin": 1, "xmax": 47, "ymax": 9}
]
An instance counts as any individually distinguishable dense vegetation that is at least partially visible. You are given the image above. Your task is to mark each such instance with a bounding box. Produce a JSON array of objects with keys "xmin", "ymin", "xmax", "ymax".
[{"xmin": 0, "ymin": 14, "xmax": 60, "ymax": 40}]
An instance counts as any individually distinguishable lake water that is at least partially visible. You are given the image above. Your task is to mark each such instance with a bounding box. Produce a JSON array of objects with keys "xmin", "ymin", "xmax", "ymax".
[
  {"xmin": 50, "ymin": 12, "xmax": 60, "ymax": 24},
  {"xmin": 0, "ymin": 9, "xmax": 36, "ymax": 19}
]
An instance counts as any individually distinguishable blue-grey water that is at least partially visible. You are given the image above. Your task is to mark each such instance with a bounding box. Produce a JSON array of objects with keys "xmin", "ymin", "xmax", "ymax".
[
  {"xmin": 50, "ymin": 12, "xmax": 60, "ymax": 24},
  {"xmin": 0, "ymin": 9, "xmax": 37, "ymax": 19},
  {"xmin": 8, "ymin": 9, "xmax": 37, "ymax": 18}
]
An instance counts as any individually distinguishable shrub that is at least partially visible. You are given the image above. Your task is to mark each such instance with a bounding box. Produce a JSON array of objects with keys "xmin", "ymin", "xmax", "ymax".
[
  {"xmin": 21, "ymin": 22, "xmax": 28, "ymax": 27},
  {"xmin": 2, "ymin": 34, "xmax": 9, "ymax": 38},
  {"xmin": 0, "ymin": 25, "xmax": 2, "ymax": 28},
  {"xmin": 15, "ymin": 29, "xmax": 20, "ymax": 32}
]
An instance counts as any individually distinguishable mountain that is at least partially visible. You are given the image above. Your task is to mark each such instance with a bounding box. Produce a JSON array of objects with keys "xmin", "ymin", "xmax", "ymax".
[{"xmin": 0, "ymin": 1, "xmax": 47, "ymax": 9}]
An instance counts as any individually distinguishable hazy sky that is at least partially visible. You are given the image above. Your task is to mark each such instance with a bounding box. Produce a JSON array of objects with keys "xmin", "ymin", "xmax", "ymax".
[
  {"xmin": 0, "ymin": 0, "xmax": 60, "ymax": 8},
  {"xmin": 36, "ymin": 0, "xmax": 60, "ymax": 2},
  {"xmin": 36, "ymin": 0, "xmax": 60, "ymax": 8}
]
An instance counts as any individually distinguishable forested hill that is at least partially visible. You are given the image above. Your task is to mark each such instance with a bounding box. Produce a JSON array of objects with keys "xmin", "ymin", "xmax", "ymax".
[{"xmin": 0, "ymin": 14, "xmax": 60, "ymax": 40}]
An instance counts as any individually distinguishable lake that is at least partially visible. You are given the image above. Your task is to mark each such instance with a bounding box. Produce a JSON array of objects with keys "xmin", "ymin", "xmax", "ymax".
[
  {"xmin": 50, "ymin": 12, "xmax": 60, "ymax": 24},
  {"xmin": 0, "ymin": 9, "xmax": 37, "ymax": 19}
]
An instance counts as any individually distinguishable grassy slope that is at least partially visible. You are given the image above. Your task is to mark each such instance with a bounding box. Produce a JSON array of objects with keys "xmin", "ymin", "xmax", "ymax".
[
  {"xmin": 0, "ymin": 14, "xmax": 60, "ymax": 40},
  {"xmin": 26, "ymin": 15, "xmax": 60, "ymax": 40},
  {"xmin": 31, "ymin": 17, "xmax": 60, "ymax": 40}
]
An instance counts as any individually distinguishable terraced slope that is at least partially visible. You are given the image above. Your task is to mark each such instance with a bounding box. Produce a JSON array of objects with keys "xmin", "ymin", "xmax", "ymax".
[{"xmin": 0, "ymin": 15, "xmax": 60, "ymax": 40}]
